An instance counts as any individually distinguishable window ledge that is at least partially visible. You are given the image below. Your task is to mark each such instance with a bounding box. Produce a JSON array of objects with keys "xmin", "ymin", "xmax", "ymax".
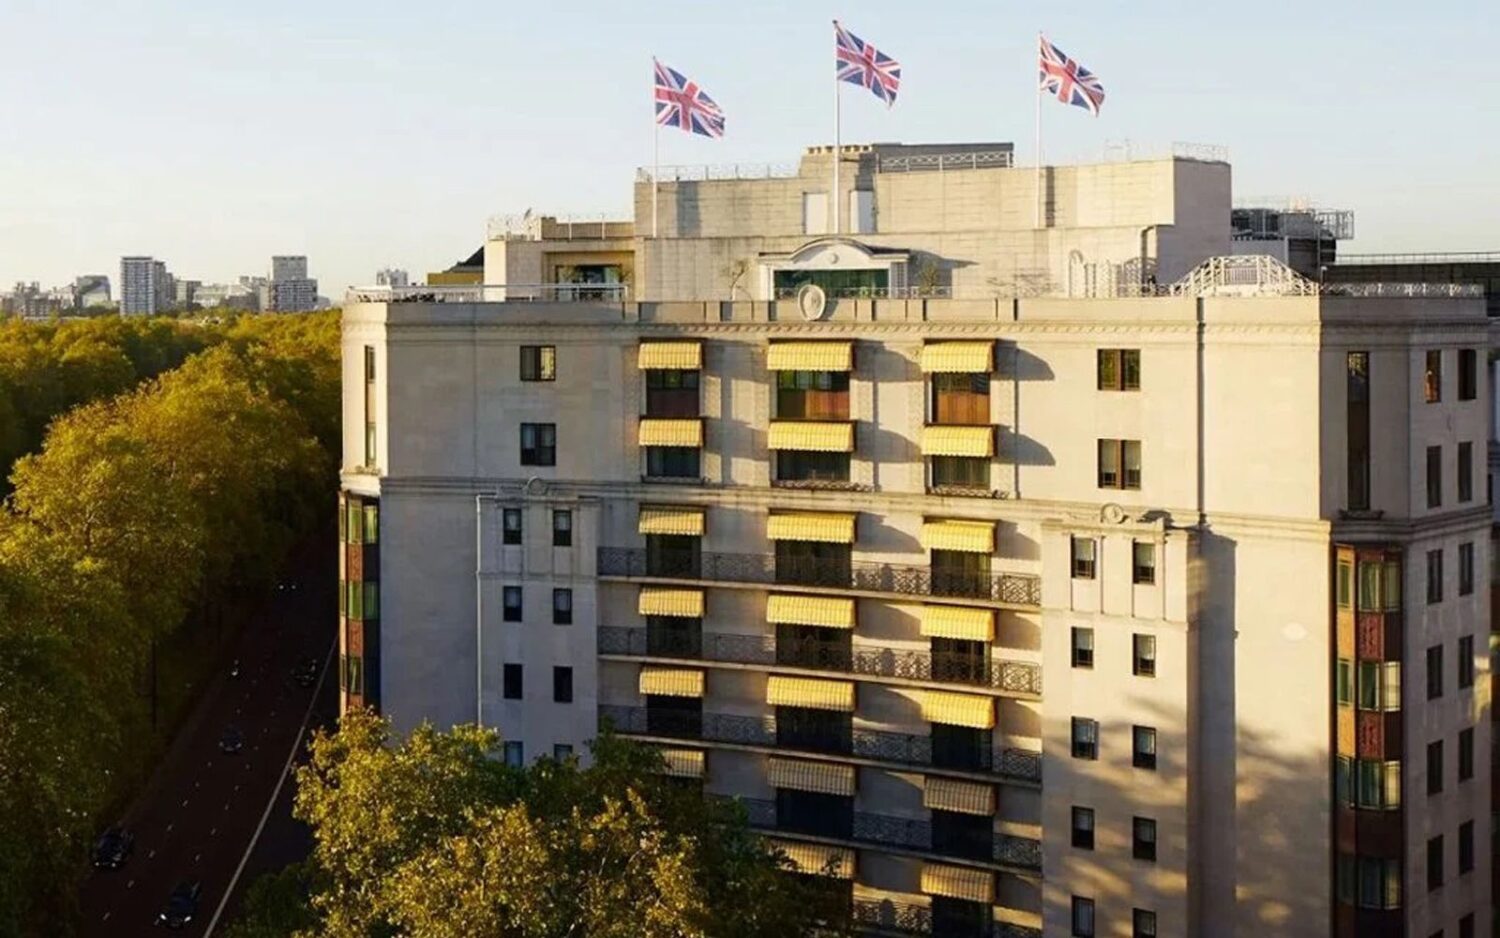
[
  {"xmin": 642, "ymin": 475, "xmax": 707, "ymax": 485},
  {"xmin": 771, "ymin": 479, "xmax": 870, "ymax": 492}
]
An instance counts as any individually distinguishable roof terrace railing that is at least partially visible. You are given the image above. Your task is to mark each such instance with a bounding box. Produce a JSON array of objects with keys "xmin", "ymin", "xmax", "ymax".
[
  {"xmin": 637, "ymin": 163, "xmax": 800, "ymax": 183},
  {"xmin": 874, "ymin": 150, "xmax": 1014, "ymax": 173},
  {"xmin": 346, "ymin": 283, "xmax": 630, "ymax": 304}
]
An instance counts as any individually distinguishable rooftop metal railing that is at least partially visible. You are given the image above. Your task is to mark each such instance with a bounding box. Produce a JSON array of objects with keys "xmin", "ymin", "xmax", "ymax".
[
  {"xmin": 637, "ymin": 163, "xmax": 801, "ymax": 183},
  {"xmin": 874, "ymin": 150, "xmax": 1014, "ymax": 173},
  {"xmin": 1333, "ymin": 251, "xmax": 1500, "ymax": 265},
  {"xmin": 346, "ymin": 283, "xmax": 630, "ymax": 304}
]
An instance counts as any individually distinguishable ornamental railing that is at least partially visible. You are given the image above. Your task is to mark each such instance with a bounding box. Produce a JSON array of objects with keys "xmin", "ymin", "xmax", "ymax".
[
  {"xmin": 771, "ymin": 286, "xmax": 955, "ymax": 300},
  {"xmin": 875, "ymin": 150, "xmax": 1014, "ymax": 173},
  {"xmin": 851, "ymin": 899, "xmax": 1041, "ymax": 938},
  {"xmin": 598, "ymin": 705, "xmax": 1042, "ymax": 785},
  {"xmin": 720, "ymin": 796, "xmax": 1041, "ymax": 873},
  {"xmin": 596, "ymin": 548, "xmax": 1042, "ymax": 608},
  {"xmin": 597, "ymin": 627, "xmax": 1042, "ymax": 697}
]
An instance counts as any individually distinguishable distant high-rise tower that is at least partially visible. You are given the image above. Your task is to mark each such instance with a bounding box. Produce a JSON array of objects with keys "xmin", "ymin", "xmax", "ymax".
[
  {"xmin": 375, "ymin": 268, "xmax": 410, "ymax": 288},
  {"xmin": 262, "ymin": 255, "xmax": 319, "ymax": 312},
  {"xmin": 120, "ymin": 257, "xmax": 174, "ymax": 315}
]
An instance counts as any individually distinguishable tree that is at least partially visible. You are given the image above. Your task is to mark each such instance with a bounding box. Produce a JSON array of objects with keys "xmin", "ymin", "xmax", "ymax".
[{"xmin": 276, "ymin": 712, "xmax": 846, "ymax": 938}]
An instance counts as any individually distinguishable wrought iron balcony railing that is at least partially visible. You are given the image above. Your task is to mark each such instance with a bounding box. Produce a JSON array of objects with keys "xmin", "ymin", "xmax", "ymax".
[
  {"xmin": 851, "ymin": 898, "xmax": 1041, "ymax": 938},
  {"xmin": 598, "ymin": 627, "xmax": 1042, "ymax": 696},
  {"xmin": 599, "ymin": 705, "xmax": 1042, "ymax": 785},
  {"xmin": 597, "ymin": 548, "xmax": 1042, "ymax": 607},
  {"xmin": 724, "ymin": 797, "xmax": 1042, "ymax": 873}
]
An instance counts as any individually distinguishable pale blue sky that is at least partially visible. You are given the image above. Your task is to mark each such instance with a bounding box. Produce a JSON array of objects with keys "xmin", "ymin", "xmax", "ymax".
[{"xmin": 1, "ymin": 0, "xmax": 1494, "ymax": 293}]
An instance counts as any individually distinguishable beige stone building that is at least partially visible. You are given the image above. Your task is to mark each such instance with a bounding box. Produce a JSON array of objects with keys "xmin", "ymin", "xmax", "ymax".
[{"xmin": 338, "ymin": 143, "xmax": 1493, "ymax": 938}]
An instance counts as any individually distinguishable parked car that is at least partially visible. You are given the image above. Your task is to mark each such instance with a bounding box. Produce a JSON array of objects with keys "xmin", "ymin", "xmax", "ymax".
[
  {"xmin": 218, "ymin": 725, "xmax": 244, "ymax": 755},
  {"xmin": 91, "ymin": 827, "xmax": 134, "ymax": 870},
  {"xmin": 155, "ymin": 880, "xmax": 201, "ymax": 928}
]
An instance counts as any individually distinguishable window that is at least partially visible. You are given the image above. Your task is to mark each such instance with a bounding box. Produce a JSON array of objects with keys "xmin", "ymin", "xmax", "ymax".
[
  {"xmin": 1459, "ymin": 348, "xmax": 1477, "ymax": 400},
  {"xmin": 363, "ymin": 346, "xmax": 377, "ymax": 466},
  {"xmin": 1459, "ymin": 820, "xmax": 1473, "ymax": 874},
  {"xmin": 503, "ymin": 586, "xmax": 522, "ymax": 622},
  {"xmin": 1097, "ymin": 438, "xmax": 1142, "ymax": 489},
  {"xmin": 1337, "ymin": 558, "xmax": 1353, "ymax": 608},
  {"xmin": 343, "ymin": 655, "xmax": 363, "ymax": 695},
  {"xmin": 645, "ymin": 446, "xmax": 700, "ymax": 479},
  {"xmin": 1071, "ymin": 806, "xmax": 1095, "ymax": 849},
  {"xmin": 645, "ymin": 368, "xmax": 701, "ymax": 417},
  {"xmin": 1071, "ymin": 627, "xmax": 1094, "ymax": 669},
  {"xmin": 1459, "ymin": 542, "xmax": 1474, "ymax": 595},
  {"xmin": 1356, "ymin": 660, "xmax": 1401, "ymax": 711},
  {"xmin": 1428, "ymin": 739, "xmax": 1444, "ymax": 795},
  {"xmin": 552, "ymin": 589, "xmax": 573, "ymax": 625},
  {"xmin": 1428, "ymin": 644, "xmax": 1444, "ymax": 699},
  {"xmin": 1460, "ymin": 914, "xmax": 1474, "ymax": 938},
  {"xmin": 1132, "ymin": 909, "xmax": 1157, "ymax": 938},
  {"xmin": 503, "ymin": 663, "xmax": 523, "ymax": 700},
  {"xmin": 1336, "ymin": 756, "xmax": 1352, "ymax": 806},
  {"xmin": 1097, "ymin": 349, "xmax": 1141, "ymax": 391},
  {"xmin": 1356, "ymin": 856, "xmax": 1402, "ymax": 909},
  {"xmin": 929, "ymin": 455, "xmax": 989, "ymax": 491},
  {"xmin": 1355, "ymin": 759, "xmax": 1402, "ymax": 810},
  {"xmin": 363, "ymin": 583, "xmax": 379, "ymax": 619},
  {"xmin": 1427, "ymin": 445, "xmax": 1443, "ymax": 508},
  {"xmin": 1071, "ymin": 718, "xmax": 1098, "ymax": 760},
  {"xmin": 1072, "ymin": 537, "xmax": 1097, "ymax": 579},
  {"xmin": 1336, "ymin": 852, "xmax": 1355, "ymax": 903},
  {"xmin": 503, "ymin": 741, "xmax": 524, "ymax": 767},
  {"xmin": 520, "ymin": 423, "xmax": 557, "ymax": 466},
  {"xmin": 1427, "ymin": 549, "xmax": 1443, "ymax": 603},
  {"xmin": 1458, "ymin": 635, "xmax": 1474, "ymax": 689},
  {"xmin": 520, "ymin": 345, "xmax": 556, "ymax": 381},
  {"xmin": 1132, "ymin": 541, "xmax": 1156, "ymax": 585},
  {"xmin": 1347, "ymin": 351, "xmax": 1371, "ymax": 510},
  {"xmin": 1356, "ymin": 557, "xmax": 1402, "ymax": 611},
  {"xmin": 776, "ymin": 450, "xmax": 851, "ymax": 484},
  {"xmin": 502, "ymin": 508, "xmax": 522, "ymax": 545},
  {"xmin": 1336, "ymin": 659, "xmax": 1353, "ymax": 705},
  {"xmin": 1427, "ymin": 834, "xmax": 1443, "ymax": 890},
  {"xmin": 1132, "ymin": 634, "xmax": 1157, "ymax": 677},
  {"xmin": 553, "ymin": 666, "xmax": 573, "ymax": 703},
  {"xmin": 1425, "ymin": 350, "xmax": 1442, "ymax": 403},
  {"xmin": 552, "ymin": 510, "xmax": 573, "ymax": 547},
  {"xmin": 554, "ymin": 743, "xmax": 574, "ymax": 760},
  {"xmin": 1071, "ymin": 896, "xmax": 1095, "ymax": 937},
  {"xmin": 1459, "ymin": 727, "xmax": 1474, "ymax": 781},
  {"xmin": 1133, "ymin": 725, "xmax": 1157, "ymax": 770},
  {"xmin": 361, "ymin": 505, "xmax": 378, "ymax": 544},
  {"xmin": 1132, "ymin": 816, "xmax": 1157, "ymax": 862},
  {"xmin": 1458, "ymin": 441, "xmax": 1473, "ymax": 502}
]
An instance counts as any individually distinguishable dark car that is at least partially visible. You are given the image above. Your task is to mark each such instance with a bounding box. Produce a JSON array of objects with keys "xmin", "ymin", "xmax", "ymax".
[
  {"xmin": 91, "ymin": 827, "xmax": 134, "ymax": 870},
  {"xmin": 155, "ymin": 880, "xmax": 201, "ymax": 929},
  {"xmin": 218, "ymin": 725, "xmax": 244, "ymax": 755}
]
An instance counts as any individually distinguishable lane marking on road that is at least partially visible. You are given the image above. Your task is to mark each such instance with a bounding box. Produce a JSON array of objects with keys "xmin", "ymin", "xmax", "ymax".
[{"xmin": 203, "ymin": 635, "xmax": 335, "ymax": 938}]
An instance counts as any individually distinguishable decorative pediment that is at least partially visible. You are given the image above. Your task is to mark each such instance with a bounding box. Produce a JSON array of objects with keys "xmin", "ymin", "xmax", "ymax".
[{"xmin": 759, "ymin": 237, "xmax": 910, "ymax": 270}]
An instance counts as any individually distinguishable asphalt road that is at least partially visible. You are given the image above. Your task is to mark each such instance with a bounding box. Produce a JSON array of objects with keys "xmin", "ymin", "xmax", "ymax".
[{"xmin": 77, "ymin": 535, "xmax": 337, "ymax": 937}]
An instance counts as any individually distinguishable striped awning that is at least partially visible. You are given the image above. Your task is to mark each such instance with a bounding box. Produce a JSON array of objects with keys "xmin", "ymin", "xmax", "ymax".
[
  {"xmin": 638, "ymin": 588, "xmax": 704, "ymax": 619},
  {"xmin": 766, "ymin": 512, "xmax": 856, "ymax": 544},
  {"xmin": 638, "ymin": 419, "xmax": 702, "ymax": 448},
  {"xmin": 766, "ymin": 594, "xmax": 855, "ymax": 630},
  {"xmin": 768, "ymin": 421, "xmax": 855, "ymax": 453},
  {"xmin": 919, "ymin": 342, "xmax": 994, "ymax": 374},
  {"xmin": 920, "ymin": 520, "xmax": 995, "ymax": 554},
  {"xmin": 919, "ymin": 605, "xmax": 995, "ymax": 642},
  {"xmin": 638, "ymin": 341, "xmax": 701, "ymax": 371},
  {"xmin": 923, "ymin": 777, "xmax": 995, "ymax": 816},
  {"xmin": 766, "ymin": 676, "xmax": 854, "ymax": 712},
  {"xmin": 919, "ymin": 690, "xmax": 994, "ymax": 729},
  {"xmin": 920, "ymin": 863, "xmax": 994, "ymax": 904},
  {"xmin": 638, "ymin": 506, "xmax": 704, "ymax": 537},
  {"xmin": 639, "ymin": 667, "xmax": 704, "ymax": 698},
  {"xmin": 921, "ymin": 425, "xmax": 994, "ymax": 458},
  {"xmin": 770, "ymin": 839, "xmax": 855, "ymax": 879},
  {"xmin": 767, "ymin": 341, "xmax": 853, "ymax": 373},
  {"xmin": 658, "ymin": 748, "xmax": 706, "ymax": 779},
  {"xmin": 767, "ymin": 757, "xmax": 856, "ymax": 796}
]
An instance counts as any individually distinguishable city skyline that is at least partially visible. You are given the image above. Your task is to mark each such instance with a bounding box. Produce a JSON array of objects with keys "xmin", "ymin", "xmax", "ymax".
[{"xmin": 0, "ymin": 0, "xmax": 1495, "ymax": 294}]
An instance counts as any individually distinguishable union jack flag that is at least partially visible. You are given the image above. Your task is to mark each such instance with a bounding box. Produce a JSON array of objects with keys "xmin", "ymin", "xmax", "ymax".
[
  {"xmin": 835, "ymin": 21, "xmax": 901, "ymax": 106},
  {"xmin": 1038, "ymin": 36, "xmax": 1105, "ymax": 116},
  {"xmin": 654, "ymin": 59, "xmax": 725, "ymax": 138}
]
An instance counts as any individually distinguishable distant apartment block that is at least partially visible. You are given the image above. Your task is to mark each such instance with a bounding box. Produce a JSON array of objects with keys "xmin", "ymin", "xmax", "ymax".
[
  {"xmin": 72, "ymin": 274, "xmax": 111, "ymax": 309},
  {"xmin": 375, "ymin": 268, "xmax": 410, "ymax": 288},
  {"xmin": 119, "ymin": 256, "xmax": 175, "ymax": 315},
  {"xmin": 261, "ymin": 255, "xmax": 319, "ymax": 312}
]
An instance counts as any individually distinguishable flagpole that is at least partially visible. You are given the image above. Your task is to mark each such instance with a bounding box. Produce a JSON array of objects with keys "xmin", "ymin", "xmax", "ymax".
[
  {"xmin": 832, "ymin": 45, "xmax": 842, "ymax": 236},
  {"xmin": 652, "ymin": 60, "xmax": 660, "ymax": 240},
  {"xmin": 1034, "ymin": 33, "xmax": 1043, "ymax": 230}
]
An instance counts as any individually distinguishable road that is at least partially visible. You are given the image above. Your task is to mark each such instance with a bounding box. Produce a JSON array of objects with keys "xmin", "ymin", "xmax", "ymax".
[{"xmin": 77, "ymin": 535, "xmax": 337, "ymax": 937}]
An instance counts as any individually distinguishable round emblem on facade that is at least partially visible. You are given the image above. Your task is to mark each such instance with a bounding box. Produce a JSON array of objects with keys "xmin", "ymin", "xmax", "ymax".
[
  {"xmin": 1100, "ymin": 503, "xmax": 1126, "ymax": 524},
  {"xmin": 796, "ymin": 284, "xmax": 828, "ymax": 321},
  {"xmin": 826, "ymin": 252, "xmax": 840, "ymax": 266}
]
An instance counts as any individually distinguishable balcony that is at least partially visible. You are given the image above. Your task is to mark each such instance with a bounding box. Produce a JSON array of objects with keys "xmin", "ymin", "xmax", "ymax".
[
  {"xmin": 598, "ymin": 627, "xmax": 1042, "ymax": 697},
  {"xmin": 722, "ymin": 796, "xmax": 1041, "ymax": 874},
  {"xmin": 851, "ymin": 898, "xmax": 1041, "ymax": 938},
  {"xmin": 599, "ymin": 705, "xmax": 1042, "ymax": 786},
  {"xmin": 597, "ymin": 548, "xmax": 1042, "ymax": 608}
]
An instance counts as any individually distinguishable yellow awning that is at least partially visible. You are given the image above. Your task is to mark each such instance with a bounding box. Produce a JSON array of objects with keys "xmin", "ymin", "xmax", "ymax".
[
  {"xmin": 658, "ymin": 748, "xmax": 706, "ymax": 778},
  {"xmin": 638, "ymin": 419, "xmax": 702, "ymax": 448},
  {"xmin": 638, "ymin": 341, "xmax": 701, "ymax": 370},
  {"xmin": 921, "ymin": 863, "xmax": 994, "ymax": 903},
  {"xmin": 638, "ymin": 506, "xmax": 706, "ymax": 537},
  {"xmin": 768, "ymin": 421, "xmax": 855, "ymax": 453},
  {"xmin": 766, "ymin": 594, "xmax": 855, "ymax": 629},
  {"xmin": 920, "ymin": 342, "xmax": 994, "ymax": 374},
  {"xmin": 920, "ymin": 520, "xmax": 995, "ymax": 554},
  {"xmin": 923, "ymin": 777, "xmax": 995, "ymax": 816},
  {"xmin": 920, "ymin": 690, "xmax": 994, "ymax": 729},
  {"xmin": 919, "ymin": 605, "xmax": 995, "ymax": 642},
  {"xmin": 639, "ymin": 667, "xmax": 704, "ymax": 698},
  {"xmin": 766, "ymin": 512, "xmax": 856, "ymax": 544},
  {"xmin": 770, "ymin": 839, "xmax": 854, "ymax": 879},
  {"xmin": 767, "ymin": 341, "xmax": 853, "ymax": 372},
  {"xmin": 767, "ymin": 757, "xmax": 856, "ymax": 796},
  {"xmin": 767, "ymin": 676, "xmax": 854, "ymax": 712},
  {"xmin": 638, "ymin": 588, "xmax": 704, "ymax": 619},
  {"xmin": 921, "ymin": 425, "xmax": 994, "ymax": 458}
]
